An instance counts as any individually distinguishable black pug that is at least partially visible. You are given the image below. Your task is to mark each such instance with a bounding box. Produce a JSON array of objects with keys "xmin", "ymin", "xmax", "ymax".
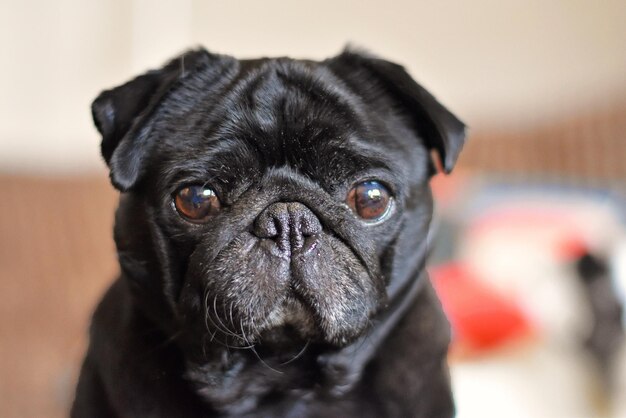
[{"xmin": 72, "ymin": 47, "xmax": 465, "ymax": 418}]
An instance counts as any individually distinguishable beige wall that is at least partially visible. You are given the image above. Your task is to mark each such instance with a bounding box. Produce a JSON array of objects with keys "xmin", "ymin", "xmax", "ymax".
[{"xmin": 1, "ymin": 0, "xmax": 625, "ymax": 173}]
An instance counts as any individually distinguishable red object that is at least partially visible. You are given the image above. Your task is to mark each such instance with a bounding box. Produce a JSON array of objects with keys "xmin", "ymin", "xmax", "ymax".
[
  {"xmin": 556, "ymin": 236, "xmax": 589, "ymax": 261},
  {"xmin": 430, "ymin": 263, "xmax": 533, "ymax": 354}
]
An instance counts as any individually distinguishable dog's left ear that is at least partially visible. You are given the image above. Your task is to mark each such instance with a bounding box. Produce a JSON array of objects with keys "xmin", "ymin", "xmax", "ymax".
[
  {"xmin": 327, "ymin": 50, "xmax": 466, "ymax": 173},
  {"xmin": 92, "ymin": 48, "xmax": 216, "ymax": 191}
]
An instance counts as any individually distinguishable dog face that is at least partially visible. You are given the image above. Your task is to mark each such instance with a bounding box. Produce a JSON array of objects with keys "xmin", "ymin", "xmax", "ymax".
[{"xmin": 93, "ymin": 48, "xmax": 465, "ymax": 353}]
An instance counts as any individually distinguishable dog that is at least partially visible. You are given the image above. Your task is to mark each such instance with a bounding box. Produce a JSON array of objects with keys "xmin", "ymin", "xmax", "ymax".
[{"xmin": 71, "ymin": 47, "xmax": 466, "ymax": 417}]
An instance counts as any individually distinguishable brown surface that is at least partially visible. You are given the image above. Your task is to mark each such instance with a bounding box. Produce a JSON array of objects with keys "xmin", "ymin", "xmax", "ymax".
[
  {"xmin": 458, "ymin": 99, "xmax": 626, "ymax": 184},
  {"xmin": 0, "ymin": 174, "xmax": 118, "ymax": 418}
]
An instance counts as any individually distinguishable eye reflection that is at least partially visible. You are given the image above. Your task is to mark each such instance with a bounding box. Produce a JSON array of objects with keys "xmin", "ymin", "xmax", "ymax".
[
  {"xmin": 347, "ymin": 180, "xmax": 392, "ymax": 222},
  {"xmin": 174, "ymin": 185, "xmax": 221, "ymax": 223}
]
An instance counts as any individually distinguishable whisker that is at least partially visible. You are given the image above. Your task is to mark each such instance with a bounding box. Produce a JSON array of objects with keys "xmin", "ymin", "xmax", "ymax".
[
  {"xmin": 280, "ymin": 339, "xmax": 310, "ymax": 365},
  {"xmin": 250, "ymin": 345, "xmax": 283, "ymax": 374},
  {"xmin": 229, "ymin": 301, "xmax": 236, "ymax": 330},
  {"xmin": 212, "ymin": 295, "xmax": 244, "ymax": 340},
  {"xmin": 203, "ymin": 295, "xmax": 247, "ymax": 347}
]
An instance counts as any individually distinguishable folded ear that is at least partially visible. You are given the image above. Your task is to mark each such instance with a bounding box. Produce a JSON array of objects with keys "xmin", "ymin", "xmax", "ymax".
[
  {"xmin": 92, "ymin": 48, "xmax": 214, "ymax": 191},
  {"xmin": 327, "ymin": 49, "xmax": 467, "ymax": 173}
]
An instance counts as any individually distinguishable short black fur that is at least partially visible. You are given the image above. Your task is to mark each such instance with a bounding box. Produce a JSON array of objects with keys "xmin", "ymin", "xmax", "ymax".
[{"xmin": 73, "ymin": 47, "xmax": 466, "ymax": 417}]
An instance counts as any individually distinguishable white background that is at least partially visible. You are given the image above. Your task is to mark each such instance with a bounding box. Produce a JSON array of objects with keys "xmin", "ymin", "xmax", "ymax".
[{"xmin": 1, "ymin": 0, "xmax": 625, "ymax": 173}]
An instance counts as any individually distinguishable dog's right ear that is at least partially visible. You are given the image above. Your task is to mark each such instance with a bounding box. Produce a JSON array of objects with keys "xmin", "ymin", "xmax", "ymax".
[{"xmin": 92, "ymin": 48, "xmax": 214, "ymax": 191}]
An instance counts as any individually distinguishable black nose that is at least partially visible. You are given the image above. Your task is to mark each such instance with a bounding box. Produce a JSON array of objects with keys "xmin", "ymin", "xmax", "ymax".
[{"xmin": 253, "ymin": 202, "xmax": 322, "ymax": 257}]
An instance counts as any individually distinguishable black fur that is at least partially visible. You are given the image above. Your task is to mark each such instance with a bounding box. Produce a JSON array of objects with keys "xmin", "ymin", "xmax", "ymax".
[{"xmin": 72, "ymin": 47, "xmax": 466, "ymax": 417}]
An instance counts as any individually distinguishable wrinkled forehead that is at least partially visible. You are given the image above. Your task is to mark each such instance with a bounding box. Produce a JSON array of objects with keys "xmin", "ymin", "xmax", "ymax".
[{"xmin": 151, "ymin": 58, "xmax": 404, "ymax": 189}]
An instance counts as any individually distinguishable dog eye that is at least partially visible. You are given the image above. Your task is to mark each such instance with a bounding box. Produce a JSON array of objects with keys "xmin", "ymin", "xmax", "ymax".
[
  {"xmin": 347, "ymin": 181, "xmax": 392, "ymax": 221},
  {"xmin": 174, "ymin": 185, "xmax": 221, "ymax": 223}
]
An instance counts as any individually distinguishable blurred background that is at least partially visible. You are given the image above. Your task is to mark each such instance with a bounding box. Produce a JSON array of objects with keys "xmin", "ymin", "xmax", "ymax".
[{"xmin": 0, "ymin": 1, "xmax": 624, "ymax": 417}]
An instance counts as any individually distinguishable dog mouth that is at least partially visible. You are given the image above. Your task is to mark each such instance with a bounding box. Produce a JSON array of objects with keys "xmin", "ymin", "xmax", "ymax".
[
  {"xmin": 254, "ymin": 295, "xmax": 319, "ymax": 346},
  {"xmin": 263, "ymin": 294, "xmax": 315, "ymax": 330},
  {"xmin": 186, "ymin": 230, "xmax": 382, "ymax": 348}
]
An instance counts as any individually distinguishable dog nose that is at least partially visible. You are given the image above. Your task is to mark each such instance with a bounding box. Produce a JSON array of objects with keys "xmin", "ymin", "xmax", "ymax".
[{"xmin": 253, "ymin": 202, "xmax": 322, "ymax": 256}]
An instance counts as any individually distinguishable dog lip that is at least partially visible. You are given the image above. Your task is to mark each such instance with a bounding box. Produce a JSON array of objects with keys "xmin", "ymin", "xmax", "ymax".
[{"xmin": 259, "ymin": 294, "xmax": 319, "ymax": 340}]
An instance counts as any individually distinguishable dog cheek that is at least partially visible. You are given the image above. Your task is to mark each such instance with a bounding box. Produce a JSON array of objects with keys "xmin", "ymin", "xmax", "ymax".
[
  {"xmin": 293, "ymin": 236, "xmax": 382, "ymax": 345},
  {"xmin": 182, "ymin": 234, "xmax": 290, "ymax": 338}
]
